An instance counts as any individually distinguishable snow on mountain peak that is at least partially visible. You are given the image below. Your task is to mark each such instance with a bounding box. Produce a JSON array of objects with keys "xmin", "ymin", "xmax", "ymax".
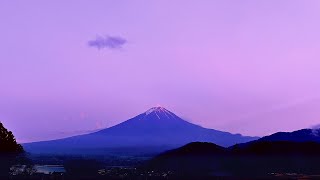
[
  {"xmin": 146, "ymin": 106, "xmax": 164, "ymax": 114},
  {"xmin": 144, "ymin": 106, "xmax": 176, "ymax": 119}
]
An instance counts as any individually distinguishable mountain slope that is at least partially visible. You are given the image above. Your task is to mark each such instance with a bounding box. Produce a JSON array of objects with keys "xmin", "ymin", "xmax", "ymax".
[{"xmin": 23, "ymin": 107, "xmax": 258, "ymax": 155}]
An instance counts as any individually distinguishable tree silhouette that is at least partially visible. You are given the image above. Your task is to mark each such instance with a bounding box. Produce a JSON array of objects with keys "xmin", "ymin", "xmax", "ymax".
[
  {"xmin": 0, "ymin": 122, "xmax": 24, "ymax": 178},
  {"xmin": 0, "ymin": 122, "xmax": 23, "ymax": 153}
]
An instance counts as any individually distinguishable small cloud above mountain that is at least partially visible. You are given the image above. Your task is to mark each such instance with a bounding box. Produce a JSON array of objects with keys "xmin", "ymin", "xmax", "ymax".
[{"xmin": 88, "ymin": 35, "xmax": 127, "ymax": 50}]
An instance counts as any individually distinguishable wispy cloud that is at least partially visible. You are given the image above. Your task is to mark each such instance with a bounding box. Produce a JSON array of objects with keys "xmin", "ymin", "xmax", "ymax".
[
  {"xmin": 311, "ymin": 124, "xmax": 320, "ymax": 129},
  {"xmin": 88, "ymin": 35, "xmax": 127, "ymax": 50},
  {"xmin": 58, "ymin": 129, "xmax": 102, "ymax": 136}
]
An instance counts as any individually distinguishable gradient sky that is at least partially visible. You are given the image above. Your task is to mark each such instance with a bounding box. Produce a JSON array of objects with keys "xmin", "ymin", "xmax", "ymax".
[{"xmin": 1, "ymin": 1, "xmax": 320, "ymax": 142}]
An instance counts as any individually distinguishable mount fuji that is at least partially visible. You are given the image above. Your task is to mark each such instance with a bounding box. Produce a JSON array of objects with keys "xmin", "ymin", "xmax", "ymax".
[{"xmin": 23, "ymin": 107, "xmax": 258, "ymax": 155}]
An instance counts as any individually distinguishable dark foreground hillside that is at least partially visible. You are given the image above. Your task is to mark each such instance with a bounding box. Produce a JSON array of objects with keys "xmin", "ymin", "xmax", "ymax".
[
  {"xmin": 9, "ymin": 141, "xmax": 320, "ymax": 179},
  {"xmin": 147, "ymin": 141, "xmax": 320, "ymax": 179}
]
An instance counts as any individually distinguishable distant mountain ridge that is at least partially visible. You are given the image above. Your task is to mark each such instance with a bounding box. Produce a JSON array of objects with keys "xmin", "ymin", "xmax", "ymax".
[
  {"xmin": 151, "ymin": 127, "xmax": 320, "ymax": 160},
  {"xmin": 23, "ymin": 107, "xmax": 258, "ymax": 155},
  {"xmin": 257, "ymin": 128, "xmax": 320, "ymax": 142}
]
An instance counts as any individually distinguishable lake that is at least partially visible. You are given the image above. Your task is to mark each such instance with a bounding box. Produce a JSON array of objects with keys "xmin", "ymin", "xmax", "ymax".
[{"xmin": 35, "ymin": 165, "xmax": 66, "ymax": 174}]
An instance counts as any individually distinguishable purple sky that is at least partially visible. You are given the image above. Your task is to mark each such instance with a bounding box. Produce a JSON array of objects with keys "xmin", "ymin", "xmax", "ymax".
[{"xmin": 1, "ymin": 1, "xmax": 320, "ymax": 142}]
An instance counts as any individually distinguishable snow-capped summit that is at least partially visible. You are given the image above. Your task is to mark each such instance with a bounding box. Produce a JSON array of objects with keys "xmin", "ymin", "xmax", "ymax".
[
  {"xmin": 145, "ymin": 106, "xmax": 167, "ymax": 114},
  {"xmin": 144, "ymin": 106, "xmax": 176, "ymax": 119}
]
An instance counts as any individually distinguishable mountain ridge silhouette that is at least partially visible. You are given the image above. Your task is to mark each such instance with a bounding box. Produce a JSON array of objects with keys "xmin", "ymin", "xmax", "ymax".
[{"xmin": 23, "ymin": 107, "xmax": 257, "ymax": 155}]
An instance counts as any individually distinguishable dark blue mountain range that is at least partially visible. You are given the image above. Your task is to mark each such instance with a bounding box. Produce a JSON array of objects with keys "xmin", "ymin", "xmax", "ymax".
[
  {"xmin": 23, "ymin": 107, "xmax": 257, "ymax": 155},
  {"xmin": 258, "ymin": 128, "xmax": 320, "ymax": 142}
]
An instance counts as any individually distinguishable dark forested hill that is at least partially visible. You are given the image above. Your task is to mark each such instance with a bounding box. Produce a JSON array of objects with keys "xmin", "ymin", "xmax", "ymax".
[{"xmin": 148, "ymin": 141, "xmax": 320, "ymax": 177}]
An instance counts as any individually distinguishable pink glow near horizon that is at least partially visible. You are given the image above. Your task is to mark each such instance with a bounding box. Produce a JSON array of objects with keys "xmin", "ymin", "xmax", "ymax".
[{"xmin": 1, "ymin": 1, "xmax": 320, "ymax": 142}]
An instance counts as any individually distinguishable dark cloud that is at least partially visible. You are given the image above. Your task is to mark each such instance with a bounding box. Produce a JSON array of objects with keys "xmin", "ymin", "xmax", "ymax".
[{"xmin": 88, "ymin": 35, "xmax": 127, "ymax": 50}]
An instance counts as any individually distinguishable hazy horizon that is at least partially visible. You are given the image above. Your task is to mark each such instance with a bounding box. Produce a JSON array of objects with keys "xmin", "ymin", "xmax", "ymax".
[{"xmin": 1, "ymin": 1, "xmax": 320, "ymax": 143}]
